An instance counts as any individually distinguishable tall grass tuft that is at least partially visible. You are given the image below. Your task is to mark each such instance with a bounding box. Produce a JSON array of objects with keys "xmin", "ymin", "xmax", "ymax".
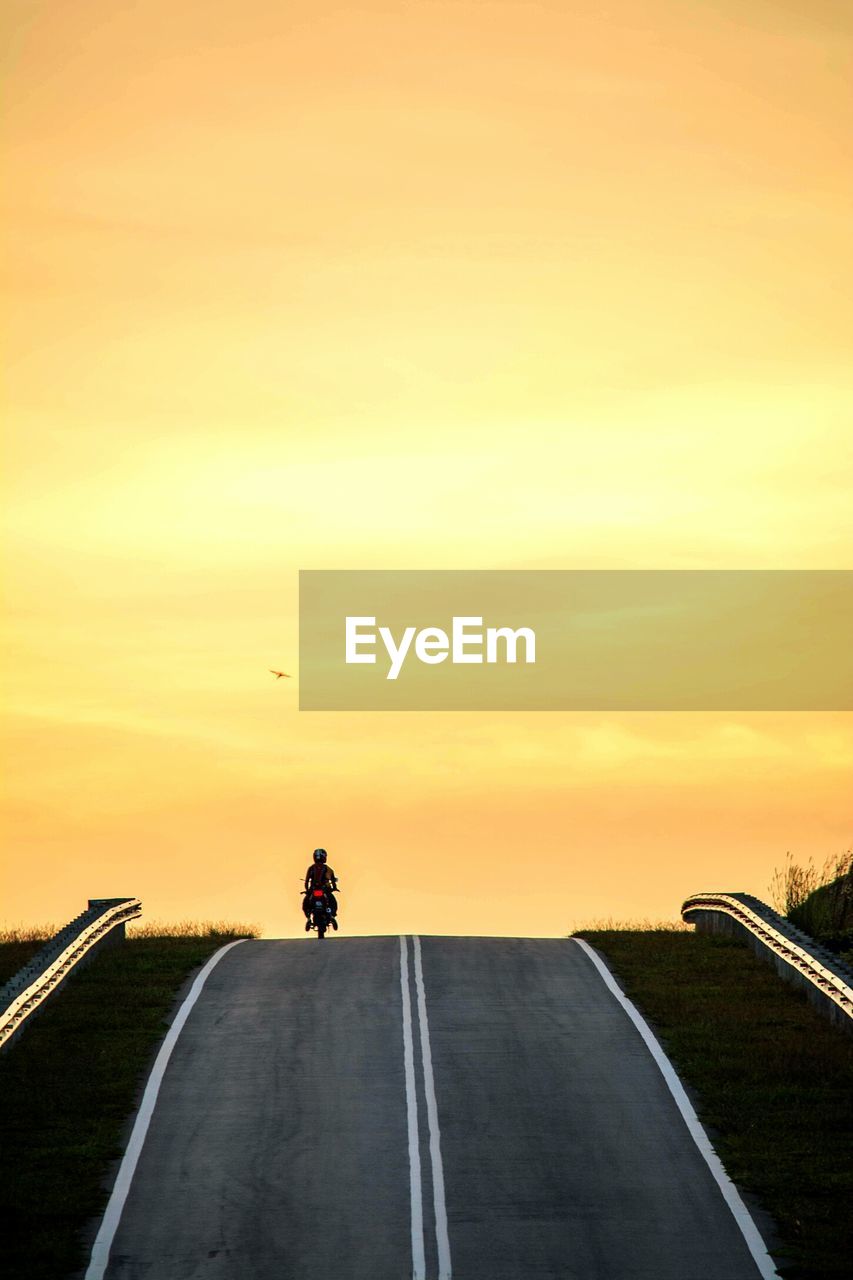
[{"xmin": 769, "ymin": 847, "xmax": 853, "ymax": 957}]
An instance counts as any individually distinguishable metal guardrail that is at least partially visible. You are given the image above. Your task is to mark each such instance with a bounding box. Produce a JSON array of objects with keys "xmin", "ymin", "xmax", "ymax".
[
  {"xmin": 682, "ymin": 891, "xmax": 853, "ymax": 1030},
  {"xmin": 0, "ymin": 897, "xmax": 142, "ymax": 1050}
]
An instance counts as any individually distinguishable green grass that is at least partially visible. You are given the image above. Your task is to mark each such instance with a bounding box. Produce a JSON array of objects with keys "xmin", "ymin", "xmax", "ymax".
[
  {"xmin": 0, "ymin": 928, "xmax": 256, "ymax": 1280},
  {"xmin": 574, "ymin": 928, "xmax": 853, "ymax": 1280}
]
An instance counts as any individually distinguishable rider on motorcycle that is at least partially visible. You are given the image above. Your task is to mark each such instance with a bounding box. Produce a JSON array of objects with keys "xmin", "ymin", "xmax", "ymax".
[{"xmin": 303, "ymin": 848, "xmax": 338, "ymax": 931}]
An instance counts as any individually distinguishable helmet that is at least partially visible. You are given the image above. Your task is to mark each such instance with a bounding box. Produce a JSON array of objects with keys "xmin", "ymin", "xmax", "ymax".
[{"xmin": 313, "ymin": 848, "xmax": 327, "ymax": 863}]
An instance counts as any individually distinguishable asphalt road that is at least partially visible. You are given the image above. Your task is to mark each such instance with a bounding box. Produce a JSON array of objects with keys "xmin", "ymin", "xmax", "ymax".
[{"xmin": 92, "ymin": 937, "xmax": 774, "ymax": 1279}]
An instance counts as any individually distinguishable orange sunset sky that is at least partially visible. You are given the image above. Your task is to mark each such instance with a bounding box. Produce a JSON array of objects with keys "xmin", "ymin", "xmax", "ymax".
[{"xmin": 3, "ymin": 0, "xmax": 851, "ymax": 937}]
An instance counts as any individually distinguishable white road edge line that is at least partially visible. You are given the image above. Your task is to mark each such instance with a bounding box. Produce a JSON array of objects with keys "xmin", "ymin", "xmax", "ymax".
[
  {"xmin": 572, "ymin": 938, "xmax": 780, "ymax": 1280},
  {"xmin": 84, "ymin": 939, "xmax": 247, "ymax": 1280},
  {"xmin": 400, "ymin": 936, "xmax": 427, "ymax": 1280},
  {"xmin": 413, "ymin": 936, "xmax": 453, "ymax": 1280}
]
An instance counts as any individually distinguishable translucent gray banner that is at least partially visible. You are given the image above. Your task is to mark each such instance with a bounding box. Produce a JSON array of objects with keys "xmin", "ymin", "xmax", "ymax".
[{"xmin": 298, "ymin": 570, "xmax": 853, "ymax": 710}]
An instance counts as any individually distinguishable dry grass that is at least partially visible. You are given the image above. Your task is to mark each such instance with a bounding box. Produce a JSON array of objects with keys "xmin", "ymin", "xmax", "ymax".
[
  {"xmin": 1, "ymin": 921, "xmax": 262, "ymax": 944},
  {"xmin": 0, "ymin": 925, "xmax": 57, "ymax": 944},
  {"xmin": 569, "ymin": 916, "xmax": 690, "ymax": 933},
  {"xmin": 127, "ymin": 919, "xmax": 261, "ymax": 939},
  {"xmin": 0, "ymin": 921, "xmax": 258, "ymax": 993}
]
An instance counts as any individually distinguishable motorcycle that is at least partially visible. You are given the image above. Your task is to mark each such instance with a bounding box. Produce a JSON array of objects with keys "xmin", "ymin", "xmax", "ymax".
[{"xmin": 304, "ymin": 886, "xmax": 339, "ymax": 939}]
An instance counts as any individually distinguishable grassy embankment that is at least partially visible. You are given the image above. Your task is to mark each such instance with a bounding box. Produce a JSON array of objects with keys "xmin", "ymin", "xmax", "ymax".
[
  {"xmin": 0, "ymin": 922, "xmax": 258, "ymax": 1280},
  {"xmin": 575, "ymin": 925, "xmax": 853, "ymax": 1280}
]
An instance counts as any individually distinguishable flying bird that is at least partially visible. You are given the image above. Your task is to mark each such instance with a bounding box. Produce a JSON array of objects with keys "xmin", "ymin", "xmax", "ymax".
[{"xmin": 269, "ymin": 669, "xmax": 292, "ymax": 679}]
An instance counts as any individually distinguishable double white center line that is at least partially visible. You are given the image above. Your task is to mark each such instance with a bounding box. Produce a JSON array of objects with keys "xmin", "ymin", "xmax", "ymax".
[{"xmin": 400, "ymin": 936, "xmax": 452, "ymax": 1280}]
